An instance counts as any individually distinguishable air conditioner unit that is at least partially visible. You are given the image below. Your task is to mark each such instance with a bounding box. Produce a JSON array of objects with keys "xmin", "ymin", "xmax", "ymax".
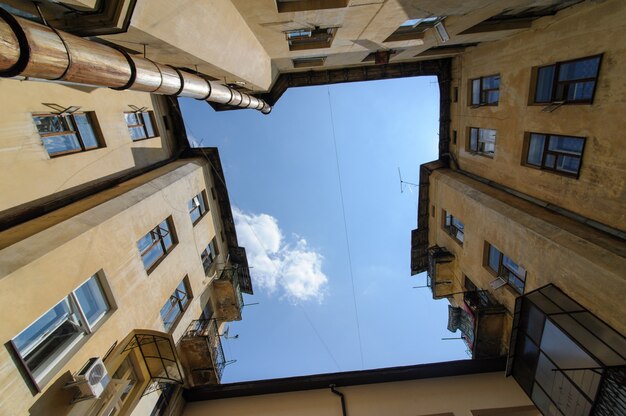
[{"xmin": 74, "ymin": 357, "xmax": 111, "ymax": 399}]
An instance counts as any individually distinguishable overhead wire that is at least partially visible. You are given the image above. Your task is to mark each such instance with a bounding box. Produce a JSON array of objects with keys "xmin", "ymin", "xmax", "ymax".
[{"xmin": 327, "ymin": 87, "xmax": 365, "ymax": 369}]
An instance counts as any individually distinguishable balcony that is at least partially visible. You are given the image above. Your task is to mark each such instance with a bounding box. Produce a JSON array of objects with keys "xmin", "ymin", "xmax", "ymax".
[
  {"xmin": 427, "ymin": 246, "xmax": 455, "ymax": 299},
  {"xmin": 463, "ymin": 290, "xmax": 507, "ymax": 358},
  {"xmin": 178, "ymin": 319, "xmax": 225, "ymax": 387},
  {"xmin": 212, "ymin": 266, "xmax": 245, "ymax": 322}
]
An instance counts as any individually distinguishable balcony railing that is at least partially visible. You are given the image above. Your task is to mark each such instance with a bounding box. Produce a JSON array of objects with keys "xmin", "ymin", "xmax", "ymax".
[{"xmin": 182, "ymin": 319, "xmax": 225, "ymax": 383}]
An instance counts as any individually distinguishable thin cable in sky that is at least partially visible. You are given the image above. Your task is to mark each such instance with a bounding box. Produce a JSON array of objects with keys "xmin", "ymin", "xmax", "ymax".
[{"xmin": 327, "ymin": 87, "xmax": 365, "ymax": 369}]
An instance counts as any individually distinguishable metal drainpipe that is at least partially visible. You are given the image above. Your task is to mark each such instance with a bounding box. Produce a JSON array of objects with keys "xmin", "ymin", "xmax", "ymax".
[
  {"xmin": 0, "ymin": 8, "xmax": 272, "ymax": 114},
  {"xmin": 329, "ymin": 384, "xmax": 347, "ymax": 416}
]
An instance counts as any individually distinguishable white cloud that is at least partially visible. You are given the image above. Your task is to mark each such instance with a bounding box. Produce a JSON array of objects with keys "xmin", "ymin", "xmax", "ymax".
[{"xmin": 233, "ymin": 208, "xmax": 328, "ymax": 302}]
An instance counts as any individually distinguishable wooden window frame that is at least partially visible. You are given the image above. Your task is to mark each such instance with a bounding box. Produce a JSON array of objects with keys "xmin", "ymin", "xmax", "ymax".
[
  {"xmin": 160, "ymin": 277, "xmax": 192, "ymax": 333},
  {"xmin": 139, "ymin": 217, "xmax": 177, "ymax": 274},
  {"xmin": 484, "ymin": 242, "xmax": 526, "ymax": 294},
  {"xmin": 468, "ymin": 127, "xmax": 496, "ymax": 158},
  {"xmin": 442, "ymin": 210, "xmax": 464, "ymax": 246},
  {"xmin": 33, "ymin": 112, "xmax": 104, "ymax": 157},
  {"xmin": 124, "ymin": 110, "xmax": 158, "ymax": 141},
  {"xmin": 189, "ymin": 190, "xmax": 209, "ymax": 226},
  {"xmin": 522, "ymin": 132, "xmax": 586, "ymax": 178},
  {"xmin": 530, "ymin": 54, "xmax": 603, "ymax": 105},
  {"xmin": 470, "ymin": 74, "xmax": 500, "ymax": 106}
]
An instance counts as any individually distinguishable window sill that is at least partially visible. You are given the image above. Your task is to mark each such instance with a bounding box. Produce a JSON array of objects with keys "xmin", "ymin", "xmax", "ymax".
[
  {"xmin": 47, "ymin": 146, "xmax": 105, "ymax": 159},
  {"xmin": 468, "ymin": 151, "xmax": 494, "ymax": 159},
  {"xmin": 130, "ymin": 135, "xmax": 160, "ymax": 143}
]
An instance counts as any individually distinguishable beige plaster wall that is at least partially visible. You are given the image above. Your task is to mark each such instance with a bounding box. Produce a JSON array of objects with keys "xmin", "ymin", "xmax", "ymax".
[
  {"xmin": 102, "ymin": 0, "xmax": 272, "ymax": 90},
  {"xmin": 449, "ymin": 0, "xmax": 626, "ymax": 231},
  {"xmin": 428, "ymin": 169, "xmax": 626, "ymax": 342},
  {"xmin": 0, "ymin": 159, "xmax": 228, "ymax": 415},
  {"xmin": 0, "ymin": 79, "xmax": 177, "ymax": 213},
  {"xmin": 184, "ymin": 372, "xmax": 536, "ymax": 416}
]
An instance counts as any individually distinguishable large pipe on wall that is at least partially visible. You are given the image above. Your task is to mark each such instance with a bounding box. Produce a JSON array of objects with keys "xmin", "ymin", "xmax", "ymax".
[{"xmin": 0, "ymin": 8, "xmax": 271, "ymax": 114}]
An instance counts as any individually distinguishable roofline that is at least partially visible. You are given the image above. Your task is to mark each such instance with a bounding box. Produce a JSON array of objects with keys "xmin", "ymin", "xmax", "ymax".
[{"xmin": 183, "ymin": 357, "xmax": 506, "ymax": 401}]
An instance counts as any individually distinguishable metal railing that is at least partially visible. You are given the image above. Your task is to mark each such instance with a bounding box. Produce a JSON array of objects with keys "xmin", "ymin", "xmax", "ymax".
[{"xmin": 184, "ymin": 319, "xmax": 225, "ymax": 381}]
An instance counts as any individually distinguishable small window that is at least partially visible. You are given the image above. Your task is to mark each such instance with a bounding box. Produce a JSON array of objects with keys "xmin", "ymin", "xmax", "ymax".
[
  {"xmin": 137, "ymin": 218, "xmax": 176, "ymax": 272},
  {"xmin": 384, "ymin": 16, "xmax": 443, "ymax": 42},
  {"xmin": 443, "ymin": 210, "xmax": 464, "ymax": 245},
  {"xmin": 485, "ymin": 243, "xmax": 526, "ymax": 294},
  {"xmin": 525, "ymin": 133, "xmax": 585, "ymax": 177},
  {"xmin": 188, "ymin": 191, "xmax": 208, "ymax": 225},
  {"xmin": 277, "ymin": 0, "xmax": 348, "ymax": 13},
  {"xmin": 33, "ymin": 113, "xmax": 103, "ymax": 157},
  {"xmin": 286, "ymin": 27, "xmax": 337, "ymax": 51},
  {"xmin": 160, "ymin": 278, "xmax": 192, "ymax": 332},
  {"xmin": 125, "ymin": 111, "xmax": 158, "ymax": 140},
  {"xmin": 533, "ymin": 55, "xmax": 602, "ymax": 104},
  {"xmin": 470, "ymin": 74, "xmax": 500, "ymax": 106},
  {"xmin": 469, "ymin": 127, "xmax": 496, "ymax": 157},
  {"xmin": 201, "ymin": 238, "xmax": 219, "ymax": 274},
  {"xmin": 292, "ymin": 56, "xmax": 326, "ymax": 68},
  {"xmin": 11, "ymin": 274, "xmax": 111, "ymax": 389},
  {"xmin": 452, "ymin": 130, "xmax": 457, "ymax": 145}
]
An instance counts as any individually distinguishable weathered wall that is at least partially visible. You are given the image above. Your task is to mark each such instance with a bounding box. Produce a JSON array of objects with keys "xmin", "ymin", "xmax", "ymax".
[
  {"xmin": 0, "ymin": 79, "xmax": 177, "ymax": 213},
  {"xmin": 0, "ymin": 159, "xmax": 227, "ymax": 415},
  {"xmin": 428, "ymin": 169, "xmax": 626, "ymax": 343},
  {"xmin": 449, "ymin": 0, "xmax": 626, "ymax": 231},
  {"xmin": 184, "ymin": 372, "xmax": 536, "ymax": 416}
]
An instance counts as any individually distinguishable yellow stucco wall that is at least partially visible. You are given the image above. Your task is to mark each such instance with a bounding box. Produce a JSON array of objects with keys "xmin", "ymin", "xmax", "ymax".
[
  {"xmin": 184, "ymin": 372, "xmax": 536, "ymax": 416},
  {"xmin": 428, "ymin": 169, "xmax": 626, "ymax": 344},
  {"xmin": 0, "ymin": 159, "xmax": 228, "ymax": 415},
  {"xmin": 0, "ymin": 79, "xmax": 178, "ymax": 213},
  {"xmin": 449, "ymin": 0, "xmax": 626, "ymax": 231}
]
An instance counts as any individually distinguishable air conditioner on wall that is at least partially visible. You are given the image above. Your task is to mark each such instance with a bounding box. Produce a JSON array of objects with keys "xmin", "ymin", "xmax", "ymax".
[{"xmin": 73, "ymin": 357, "xmax": 111, "ymax": 399}]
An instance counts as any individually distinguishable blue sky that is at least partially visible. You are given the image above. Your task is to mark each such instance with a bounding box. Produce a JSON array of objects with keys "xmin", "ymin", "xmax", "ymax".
[{"xmin": 179, "ymin": 76, "xmax": 467, "ymax": 382}]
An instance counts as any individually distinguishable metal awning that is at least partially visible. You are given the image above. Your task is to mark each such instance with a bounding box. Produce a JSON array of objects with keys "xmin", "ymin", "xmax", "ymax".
[{"xmin": 123, "ymin": 333, "xmax": 183, "ymax": 390}]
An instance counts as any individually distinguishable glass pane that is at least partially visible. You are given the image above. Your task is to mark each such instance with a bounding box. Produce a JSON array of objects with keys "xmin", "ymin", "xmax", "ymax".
[
  {"xmin": 472, "ymin": 79, "xmax": 481, "ymax": 105},
  {"xmin": 556, "ymin": 155, "xmax": 580, "ymax": 174},
  {"xmin": 129, "ymin": 126, "xmax": 146, "ymax": 140},
  {"xmin": 486, "ymin": 90, "xmax": 499, "ymax": 104},
  {"xmin": 503, "ymin": 255, "xmax": 524, "ymax": 278},
  {"xmin": 142, "ymin": 112, "xmax": 155, "ymax": 137},
  {"xmin": 545, "ymin": 154, "xmax": 556, "ymax": 168},
  {"xmin": 527, "ymin": 134, "xmax": 545, "ymax": 166},
  {"xmin": 548, "ymin": 136, "xmax": 584, "ymax": 154},
  {"xmin": 445, "ymin": 213, "xmax": 452, "ymax": 227},
  {"xmin": 479, "ymin": 128, "xmax": 496, "ymax": 144},
  {"xmin": 163, "ymin": 233, "xmax": 174, "ymax": 250},
  {"xmin": 73, "ymin": 114, "xmax": 99, "ymax": 149},
  {"xmin": 566, "ymin": 81, "xmax": 595, "ymax": 101},
  {"xmin": 190, "ymin": 208, "xmax": 201, "ymax": 224},
  {"xmin": 42, "ymin": 134, "xmax": 81, "ymax": 156},
  {"xmin": 541, "ymin": 319, "xmax": 599, "ymax": 370},
  {"xmin": 142, "ymin": 244, "xmax": 164, "ymax": 269},
  {"xmin": 470, "ymin": 128, "xmax": 478, "ymax": 151},
  {"xmin": 33, "ymin": 115, "xmax": 68, "ymax": 134},
  {"xmin": 13, "ymin": 298, "xmax": 84, "ymax": 375},
  {"xmin": 124, "ymin": 113, "xmax": 138, "ymax": 126},
  {"xmin": 74, "ymin": 275, "xmax": 109, "ymax": 327},
  {"xmin": 512, "ymin": 334, "xmax": 540, "ymax": 396},
  {"xmin": 483, "ymin": 75, "xmax": 499, "ymax": 89},
  {"xmin": 531, "ymin": 382, "xmax": 566, "ymax": 416},
  {"xmin": 137, "ymin": 230, "xmax": 157, "ymax": 253},
  {"xmin": 488, "ymin": 245, "xmax": 501, "ymax": 273},
  {"xmin": 558, "ymin": 56, "xmax": 600, "ymax": 81},
  {"xmin": 535, "ymin": 65, "xmax": 555, "ymax": 102}
]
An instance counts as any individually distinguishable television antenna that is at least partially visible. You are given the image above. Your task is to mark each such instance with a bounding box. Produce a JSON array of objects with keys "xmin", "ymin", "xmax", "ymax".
[{"xmin": 398, "ymin": 168, "xmax": 419, "ymax": 193}]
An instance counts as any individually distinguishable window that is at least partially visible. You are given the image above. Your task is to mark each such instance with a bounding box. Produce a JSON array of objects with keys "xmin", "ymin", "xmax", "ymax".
[
  {"xmin": 286, "ymin": 27, "xmax": 336, "ymax": 51},
  {"xmin": 533, "ymin": 55, "xmax": 602, "ymax": 104},
  {"xmin": 201, "ymin": 238, "xmax": 219, "ymax": 273},
  {"xmin": 384, "ymin": 16, "xmax": 443, "ymax": 42},
  {"xmin": 485, "ymin": 243, "xmax": 526, "ymax": 294},
  {"xmin": 137, "ymin": 218, "xmax": 176, "ymax": 272},
  {"xmin": 469, "ymin": 127, "xmax": 496, "ymax": 157},
  {"xmin": 188, "ymin": 191, "xmax": 208, "ymax": 225},
  {"xmin": 11, "ymin": 274, "xmax": 111, "ymax": 389},
  {"xmin": 277, "ymin": 0, "xmax": 348, "ymax": 13},
  {"xmin": 33, "ymin": 113, "xmax": 102, "ymax": 157},
  {"xmin": 160, "ymin": 278, "xmax": 192, "ymax": 332},
  {"xmin": 124, "ymin": 111, "xmax": 157, "ymax": 140},
  {"xmin": 292, "ymin": 56, "xmax": 326, "ymax": 68},
  {"xmin": 443, "ymin": 211, "xmax": 464, "ymax": 245},
  {"xmin": 471, "ymin": 74, "xmax": 500, "ymax": 106},
  {"xmin": 525, "ymin": 133, "xmax": 585, "ymax": 177}
]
